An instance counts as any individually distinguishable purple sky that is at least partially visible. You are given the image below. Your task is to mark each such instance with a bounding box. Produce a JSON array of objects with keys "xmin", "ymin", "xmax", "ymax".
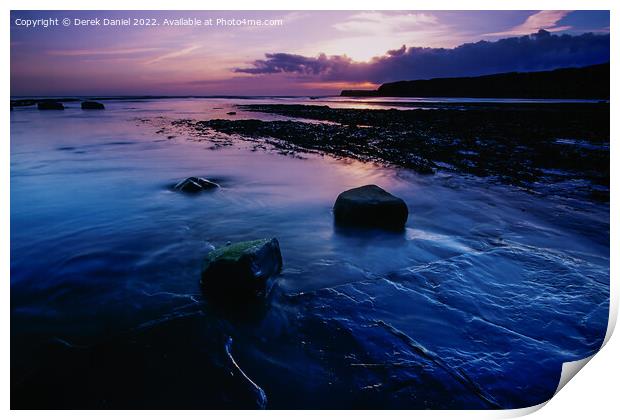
[{"xmin": 10, "ymin": 10, "xmax": 610, "ymax": 96}]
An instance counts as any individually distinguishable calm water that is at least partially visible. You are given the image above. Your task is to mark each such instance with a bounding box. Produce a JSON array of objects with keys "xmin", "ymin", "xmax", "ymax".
[{"xmin": 10, "ymin": 98, "xmax": 609, "ymax": 409}]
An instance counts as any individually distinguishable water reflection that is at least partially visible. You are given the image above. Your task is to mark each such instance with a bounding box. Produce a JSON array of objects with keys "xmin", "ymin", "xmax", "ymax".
[{"xmin": 10, "ymin": 98, "xmax": 609, "ymax": 409}]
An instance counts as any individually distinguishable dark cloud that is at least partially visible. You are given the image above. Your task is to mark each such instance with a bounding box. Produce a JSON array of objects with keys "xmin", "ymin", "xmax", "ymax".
[{"xmin": 234, "ymin": 30, "xmax": 610, "ymax": 83}]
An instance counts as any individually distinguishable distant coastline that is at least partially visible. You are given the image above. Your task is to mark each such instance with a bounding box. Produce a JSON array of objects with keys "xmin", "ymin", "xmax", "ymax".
[
  {"xmin": 341, "ymin": 63, "xmax": 610, "ymax": 100},
  {"xmin": 10, "ymin": 63, "xmax": 610, "ymax": 107}
]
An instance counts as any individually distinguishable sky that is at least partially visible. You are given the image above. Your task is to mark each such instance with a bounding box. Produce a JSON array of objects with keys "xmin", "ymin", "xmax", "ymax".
[{"xmin": 10, "ymin": 10, "xmax": 610, "ymax": 96}]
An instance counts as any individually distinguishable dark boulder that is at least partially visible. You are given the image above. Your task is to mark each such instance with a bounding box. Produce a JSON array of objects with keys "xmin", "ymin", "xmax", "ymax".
[
  {"xmin": 201, "ymin": 238, "xmax": 283, "ymax": 298},
  {"xmin": 333, "ymin": 184, "xmax": 408, "ymax": 230},
  {"xmin": 37, "ymin": 102, "xmax": 64, "ymax": 110},
  {"xmin": 81, "ymin": 101, "xmax": 105, "ymax": 110},
  {"xmin": 173, "ymin": 177, "xmax": 219, "ymax": 193},
  {"xmin": 226, "ymin": 111, "xmax": 237, "ymax": 115}
]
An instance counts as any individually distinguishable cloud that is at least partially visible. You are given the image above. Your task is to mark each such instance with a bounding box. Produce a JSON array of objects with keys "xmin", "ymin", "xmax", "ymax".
[
  {"xmin": 234, "ymin": 52, "xmax": 352, "ymax": 76},
  {"xmin": 144, "ymin": 45, "xmax": 201, "ymax": 65},
  {"xmin": 310, "ymin": 11, "xmax": 462, "ymax": 61},
  {"xmin": 47, "ymin": 47, "xmax": 160, "ymax": 57},
  {"xmin": 485, "ymin": 11, "xmax": 572, "ymax": 37},
  {"xmin": 234, "ymin": 30, "xmax": 610, "ymax": 84},
  {"xmin": 333, "ymin": 11, "xmax": 438, "ymax": 34}
]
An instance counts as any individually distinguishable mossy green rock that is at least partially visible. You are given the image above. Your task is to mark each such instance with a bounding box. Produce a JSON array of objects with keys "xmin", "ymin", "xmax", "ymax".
[{"xmin": 201, "ymin": 238, "xmax": 283, "ymax": 297}]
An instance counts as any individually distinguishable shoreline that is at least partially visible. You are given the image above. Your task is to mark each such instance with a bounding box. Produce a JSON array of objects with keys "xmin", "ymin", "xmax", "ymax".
[{"xmin": 171, "ymin": 103, "xmax": 610, "ymax": 202}]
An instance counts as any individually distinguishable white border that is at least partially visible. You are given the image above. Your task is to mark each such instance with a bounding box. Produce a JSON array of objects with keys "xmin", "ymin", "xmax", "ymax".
[{"xmin": 3, "ymin": 1, "xmax": 617, "ymax": 419}]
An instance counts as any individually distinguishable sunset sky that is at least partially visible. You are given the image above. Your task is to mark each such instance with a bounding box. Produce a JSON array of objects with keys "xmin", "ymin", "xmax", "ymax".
[{"xmin": 10, "ymin": 10, "xmax": 610, "ymax": 96}]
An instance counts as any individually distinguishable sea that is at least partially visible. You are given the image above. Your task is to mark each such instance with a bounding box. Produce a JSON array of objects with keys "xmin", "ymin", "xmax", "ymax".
[{"xmin": 10, "ymin": 96, "xmax": 609, "ymax": 409}]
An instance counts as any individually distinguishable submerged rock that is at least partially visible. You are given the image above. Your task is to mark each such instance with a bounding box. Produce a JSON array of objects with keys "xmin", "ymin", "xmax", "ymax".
[
  {"xmin": 11, "ymin": 99, "xmax": 36, "ymax": 108},
  {"xmin": 226, "ymin": 111, "xmax": 237, "ymax": 116},
  {"xmin": 81, "ymin": 101, "xmax": 105, "ymax": 110},
  {"xmin": 174, "ymin": 177, "xmax": 220, "ymax": 193},
  {"xmin": 37, "ymin": 102, "xmax": 64, "ymax": 110},
  {"xmin": 333, "ymin": 184, "xmax": 408, "ymax": 230},
  {"xmin": 201, "ymin": 238, "xmax": 283, "ymax": 298}
]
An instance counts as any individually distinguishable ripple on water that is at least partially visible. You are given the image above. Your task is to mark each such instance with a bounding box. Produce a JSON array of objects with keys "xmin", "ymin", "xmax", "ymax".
[{"xmin": 267, "ymin": 240, "xmax": 608, "ymax": 408}]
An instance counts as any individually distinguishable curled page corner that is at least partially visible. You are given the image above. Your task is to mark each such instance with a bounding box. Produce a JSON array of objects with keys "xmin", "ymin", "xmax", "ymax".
[
  {"xmin": 554, "ymin": 355, "xmax": 595, "ymax": 396},
  {"xmin": 602, "ymin": 289, "xmax": 618, "ymax": 347},
  {"xmin": 552, "ymin": 300, "xmax": 616, "ymax": 398}
]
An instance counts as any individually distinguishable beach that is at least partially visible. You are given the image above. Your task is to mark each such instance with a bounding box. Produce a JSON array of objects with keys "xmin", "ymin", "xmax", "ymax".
[{"xmin": 10, "ymin": 97, "xmax": 610, "ymax": 408}]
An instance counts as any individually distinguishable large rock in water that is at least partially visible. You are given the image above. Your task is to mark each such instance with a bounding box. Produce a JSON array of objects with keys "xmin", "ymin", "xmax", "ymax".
[
  {"xmin": 333, "ymin": 184, "xmax": 408, "ymax": 230},
  {"xmin": 201, "ymin": 238, "xmax": 283, "ymax": 298},
  {"xmin": 174, "ymin": 177, "xmax": 219, "ymax": 193},
  {"xmin": 81, "ymin": 101, "xmax": 105, "ymax": 110},
  {"xmin": 37, "ymin": 102, "xmax": 64, "ymax": 110}
]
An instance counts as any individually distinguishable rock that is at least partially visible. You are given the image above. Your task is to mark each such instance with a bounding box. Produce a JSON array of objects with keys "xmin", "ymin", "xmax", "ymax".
[
  {"xmin": 81, "ymin": 101, "xmax": 105, "ymax": 110},
  {"xmin": 37, "ymin": 102, "xmax": 64, "ymax": 110},
  {"xmin": 226, "ymin": 111, "xmax": 237, "ymax": 115},
  {"xmin": 11, "ymin": 100, "xmax": 36, "ymax": 107},
  {"xmin": 201, "ymin": 238, "xmax": 283, "ymax": 297},
  {"xmin": 173, "ymin": 177, "xmax": 219, "ymax": 193},
  {"xmin": 333, "ymin": 184, "xmax": 408, "ymax": 229}
]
